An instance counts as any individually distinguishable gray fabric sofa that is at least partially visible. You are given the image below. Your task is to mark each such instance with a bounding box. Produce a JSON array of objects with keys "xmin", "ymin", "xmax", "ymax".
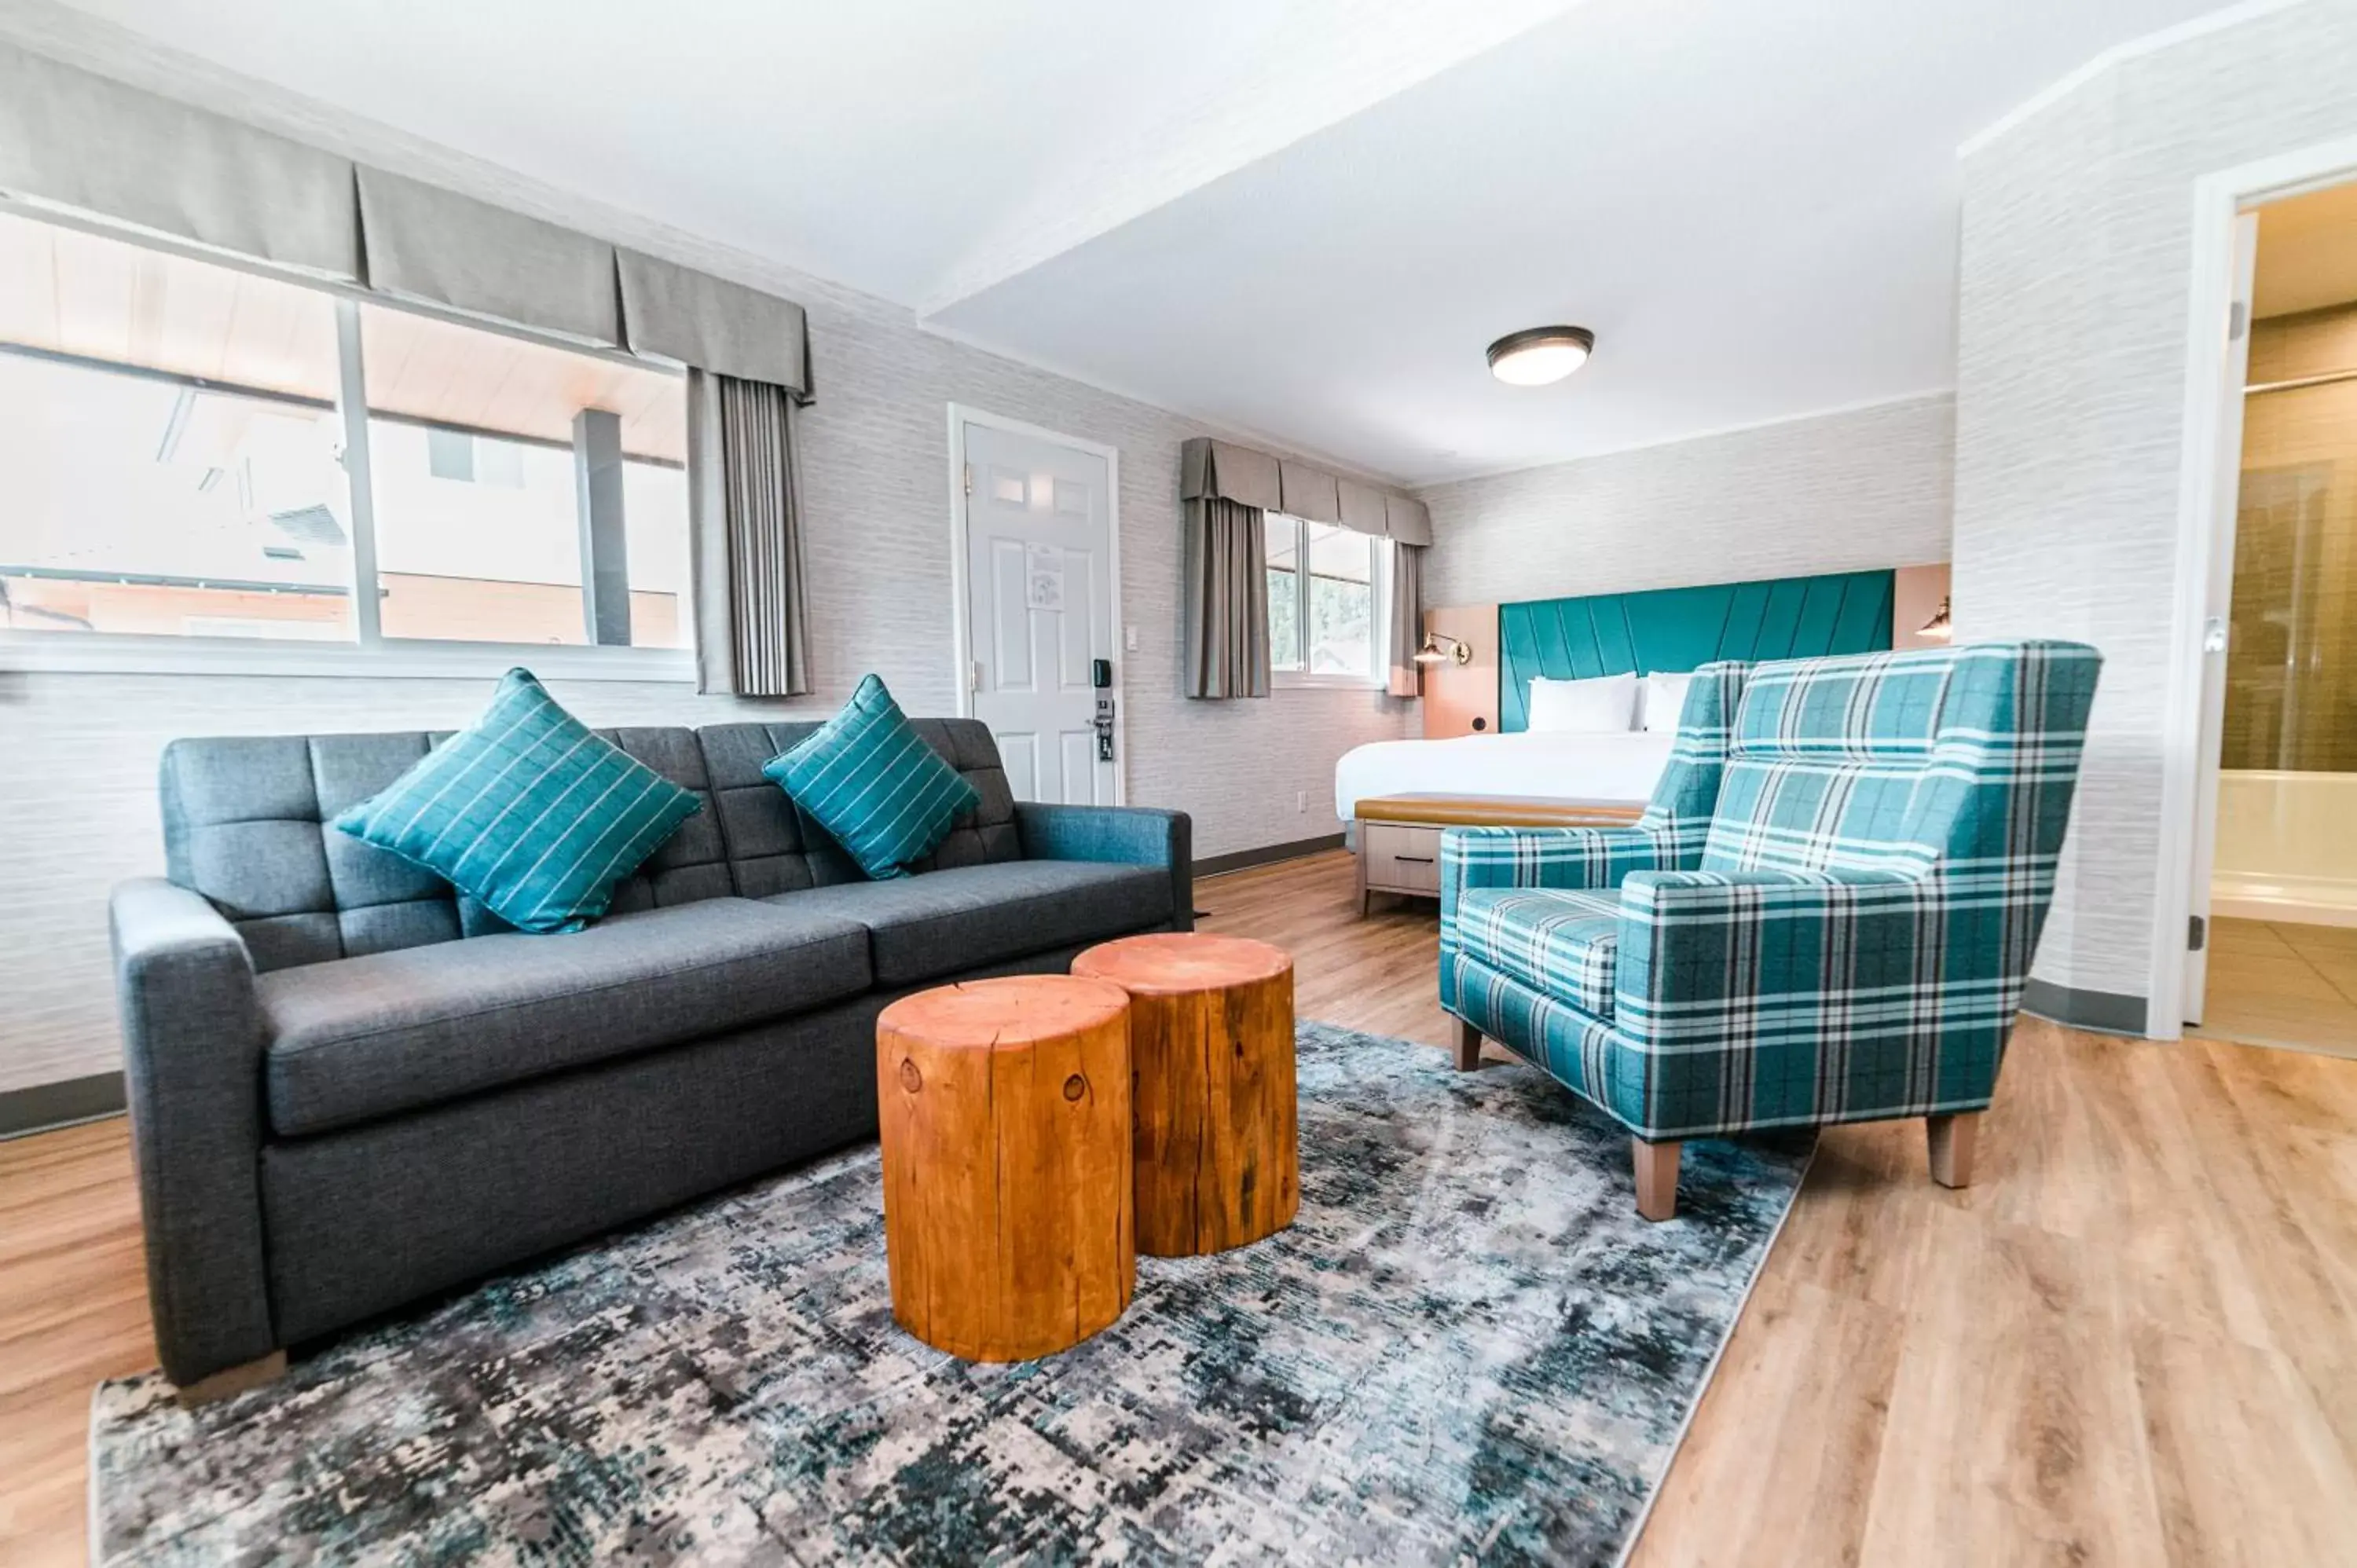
[{"xmin": 110, "ymin": 716, "xmax": 1190, "ymax": 1389}]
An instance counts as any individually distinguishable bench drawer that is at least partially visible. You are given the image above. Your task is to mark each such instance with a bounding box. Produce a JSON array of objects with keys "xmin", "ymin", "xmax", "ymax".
[{"xmin": 1362, "ymin": 822, "xmax": 1443, "ymax": 895}]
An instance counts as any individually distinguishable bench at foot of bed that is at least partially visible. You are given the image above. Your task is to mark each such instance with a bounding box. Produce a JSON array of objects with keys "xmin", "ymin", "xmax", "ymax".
[{"xmin": 1353, "ymin": 794, "xmax": 1644, "ymax": 916}]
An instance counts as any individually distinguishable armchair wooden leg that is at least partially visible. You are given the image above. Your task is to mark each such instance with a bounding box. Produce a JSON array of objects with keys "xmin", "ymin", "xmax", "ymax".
[
  {"xmin": 1926, "ymin": 1112, "xmax": 1980, "ymax": 1189},
  {"xmin": 174, "ymin": 1349, "xmax": 286, "ymax": 1409},
  {"xmin": 1451, "ymin": 1016, "xmax": 1483, "ymax": 1072},
  {"xmin": 1633, "ymin": 1138, "xmax": 1681, "ymax": 1222}
]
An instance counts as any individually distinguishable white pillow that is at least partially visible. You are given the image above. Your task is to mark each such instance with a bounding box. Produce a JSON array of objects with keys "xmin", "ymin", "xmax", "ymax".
[
  {"xmin": 1525, "ymin": 672, "xmax": 1638, "ymax": 734},
  {"xmin": 1640, "ymin": 672, "xmax": 1696, "ymax": 734}
]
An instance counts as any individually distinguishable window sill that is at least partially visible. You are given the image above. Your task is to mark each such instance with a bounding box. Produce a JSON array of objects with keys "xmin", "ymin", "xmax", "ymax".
[
  {"xmin": 1273, "ymin": 670, "xmax": 1387, "ymax": 692},
  {"xmin": 0, "ymin": 632, "xmax": 698, "ymax": 684}
]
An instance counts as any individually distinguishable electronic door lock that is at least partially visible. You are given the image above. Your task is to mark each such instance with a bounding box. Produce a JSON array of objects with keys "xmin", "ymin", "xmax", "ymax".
[{"xmin": 1093, "ymin": 691, "xmax": 1115, "ymax": 762}]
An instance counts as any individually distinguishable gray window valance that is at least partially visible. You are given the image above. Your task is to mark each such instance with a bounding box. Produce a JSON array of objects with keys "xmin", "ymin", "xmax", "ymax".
[
  {"xmin": 1179, "ymin": 438, "xmax": 1281, "ymax": 512},
  {"xmin": 1385, "ymin": 493, "xmax": 1433, "ymax": 548},
  {"xmin": 1337, "ymin": 477, "xmax": 1388, "ymax": 537},
  {"xmin": 0, "ymin": 43, "xmax": 361, "ymax": 278},
  {"xmin": 1277, "ymin": 460, "xmax": 1340, "ymax": 524},
  {"xmin": 1178, "ymin": 436, "xmax": 1430, "ymax": 544},
  {"xmin": 357, "ymin": 168, "xmax": 622, "ymax": 345},
  {"xmin": 0, "ymin": 40, "xmax": 808, "ymax": 394},
  {"xmin": 619, "ymin": 250, "xmax": 809, "ymax": 394}
]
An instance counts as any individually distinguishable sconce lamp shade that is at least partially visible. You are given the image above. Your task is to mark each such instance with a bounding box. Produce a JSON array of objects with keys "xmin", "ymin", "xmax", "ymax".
[{"xmin": 1415, "ymin": 633, "xmax": 1472, "ymax": 666}]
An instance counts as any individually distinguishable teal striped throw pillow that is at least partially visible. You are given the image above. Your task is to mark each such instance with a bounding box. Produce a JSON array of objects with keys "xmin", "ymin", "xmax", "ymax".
[
  {"xmin": 333, "ymin": 669, "xmax": 702, "ymax": 934},
  {"xmin": 764, "ymin": 674, "xmax": 979, "ymax": 880}
]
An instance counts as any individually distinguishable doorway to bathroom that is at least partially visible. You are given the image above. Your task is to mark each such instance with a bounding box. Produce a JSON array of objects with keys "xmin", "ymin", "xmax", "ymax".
[{"xmin": 2195, "ymin": 177, "xmax": 2357, "ymax": 1057}]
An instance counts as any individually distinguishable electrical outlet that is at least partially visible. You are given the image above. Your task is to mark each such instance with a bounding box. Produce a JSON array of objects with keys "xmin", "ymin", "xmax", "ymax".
[{"xmin": 1296, "ymin": 790, "xmax": 1306, "ymax": 813}]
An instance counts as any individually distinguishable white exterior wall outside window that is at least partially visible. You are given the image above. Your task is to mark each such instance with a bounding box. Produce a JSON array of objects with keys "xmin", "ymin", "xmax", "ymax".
[{"xmin": 0, "ymin": 204, "xmax": 692, "ymax": 678}]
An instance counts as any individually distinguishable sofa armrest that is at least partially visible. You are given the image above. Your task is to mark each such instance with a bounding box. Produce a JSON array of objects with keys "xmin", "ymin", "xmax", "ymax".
[
  {"xmin": 111, "ymin": 877, "xmax": 277, "ymax": 1385},
  {"xmin": 1014, "ymin": 803, "xmax": 1194, "ymax": 932}
]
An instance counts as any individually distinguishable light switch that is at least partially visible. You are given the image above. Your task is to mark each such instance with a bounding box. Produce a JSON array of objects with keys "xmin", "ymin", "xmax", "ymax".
[{"xmin": 1124, "ymin": 626, "xmax": 1138, "ymax": 652}]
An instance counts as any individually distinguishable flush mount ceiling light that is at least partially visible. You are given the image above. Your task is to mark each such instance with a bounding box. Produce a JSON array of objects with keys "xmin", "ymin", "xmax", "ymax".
[{"xmin": 1486, "ymin": 325, "xmax": 1595, "ymax": 387}]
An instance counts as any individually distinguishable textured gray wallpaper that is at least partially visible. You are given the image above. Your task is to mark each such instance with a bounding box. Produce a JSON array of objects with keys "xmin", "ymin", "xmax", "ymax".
[
  {"xmin": 1419, "ymin": 395, "xmax": 1955, "ymax": 610},
  {"xmin": 0, "ymin": 22, "xmax": 1413, "ymax": 1094},
  {"xmin": 1952, "ymin": 0, "xmax": 2357, "ymax": 1006}
]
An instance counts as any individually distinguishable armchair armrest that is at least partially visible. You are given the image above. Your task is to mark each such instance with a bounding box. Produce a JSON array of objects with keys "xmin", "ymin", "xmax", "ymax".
[
  {"xmin": 111, "ymin": 877, "xmax": 277, "ymax": 1385},
  {"xmin": 1014, "ymin": 803, "xmax": 1194, "ymax": 932},
  {"xmin": 1614, "ymin": 867, "xmax": 1980, "ymax": 1039},
  {"xmin": 1439, "ymin": 822, "xmax": 1692, "ymax": 938}
]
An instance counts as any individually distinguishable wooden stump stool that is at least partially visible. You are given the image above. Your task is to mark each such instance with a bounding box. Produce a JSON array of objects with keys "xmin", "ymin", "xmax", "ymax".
[
  {"xmin": 876, "ymin": 976, "xmax": 1135, "ymax": 1361},
  {"xmin": 1072, "ymin": 933, "xmax": 1298, "ymax": 1257}
]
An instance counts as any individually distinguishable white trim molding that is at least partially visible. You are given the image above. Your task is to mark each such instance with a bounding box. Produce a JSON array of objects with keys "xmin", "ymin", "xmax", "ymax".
[
  {"xmin": 0, "ymin": 631, "xmax": 696, "ymax": 683},
  {"xmin": 2150, "ymin": 127, "xmax": 2357, "ymax": 1041}
]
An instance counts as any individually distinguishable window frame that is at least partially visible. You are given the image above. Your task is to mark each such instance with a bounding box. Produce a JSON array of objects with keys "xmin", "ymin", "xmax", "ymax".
[
  {"xmin": 1265, "ymin": 511, "xmax": 1388, "ymax": 691},
  {"xmin": 0, "ymin": 199, "xmax": 695, "ymax": 683}
]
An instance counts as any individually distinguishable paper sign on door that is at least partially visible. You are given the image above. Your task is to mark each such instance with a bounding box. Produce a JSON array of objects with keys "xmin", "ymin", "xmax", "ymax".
[{"xmin": 1025, "ymin": 544, "xmax": 1065, "ymax": 611}]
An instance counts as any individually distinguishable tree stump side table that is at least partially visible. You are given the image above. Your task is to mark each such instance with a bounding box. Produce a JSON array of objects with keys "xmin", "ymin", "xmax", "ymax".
[
  {"xmin": 875, "ymin": 975, "xmax": 1135, "ymax": 1361},
  {"xmin": 1072, "ymin": 932, "xmax": 1298, "ymax": 1258}
]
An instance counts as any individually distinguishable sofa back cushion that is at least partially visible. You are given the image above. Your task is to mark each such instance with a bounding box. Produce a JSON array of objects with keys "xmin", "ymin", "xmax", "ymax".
[
  {"xmin": 161, "ymin": 727, "xmax": 728, "ymax": 973},
  {"xmin": 160, "ymin": 713, "xmax": 1017, "ymax": 970},
  {"xmin": 699, "ymin": 716, "xmax": 1020, "ymax": 897}
]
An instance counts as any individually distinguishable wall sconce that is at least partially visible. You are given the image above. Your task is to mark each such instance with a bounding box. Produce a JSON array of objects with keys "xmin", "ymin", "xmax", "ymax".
[
  {"xmin": 1414, "ymin": 632, "xmax": 1473, "ymax": 666},
  {"xmin": 1919, "ymin": 597, "xmax": 1952, "ymax": 642}
]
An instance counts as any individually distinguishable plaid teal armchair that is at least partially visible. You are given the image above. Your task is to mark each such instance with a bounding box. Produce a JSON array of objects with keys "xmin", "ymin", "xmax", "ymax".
[{"xmin": 1439, "ymin": 641, "xmax": 2101, "ymax": 1219}]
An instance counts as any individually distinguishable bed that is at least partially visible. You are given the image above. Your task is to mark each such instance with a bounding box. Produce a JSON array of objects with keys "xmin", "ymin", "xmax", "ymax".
[
  {"xmin": 1333, "ymin": 566, "xmax": 1899, "ymax": 822},
  {"xmin": 1335, "ymin": 730, "xmax": 1676, "ymax": 821}
]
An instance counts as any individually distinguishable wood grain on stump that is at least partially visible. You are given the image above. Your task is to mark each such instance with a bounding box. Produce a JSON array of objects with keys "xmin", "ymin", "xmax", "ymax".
[
  {"xmin": 1072, "ymin": 932, "xmax": 1299, "ymax": 1258},
  {"xmin": 875, "ymin": 975, "xmax": 1134, "ymax": 1361}
]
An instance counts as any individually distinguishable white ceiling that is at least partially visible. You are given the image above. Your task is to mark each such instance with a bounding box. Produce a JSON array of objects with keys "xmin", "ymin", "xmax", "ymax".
[{"xmin": 48, "ymin": 0, "xmax": 2227, "ymax": 484}]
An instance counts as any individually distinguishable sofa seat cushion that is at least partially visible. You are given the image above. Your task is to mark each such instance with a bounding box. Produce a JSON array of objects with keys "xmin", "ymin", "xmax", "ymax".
[
  {"xmin": 1453, "ymin": 888, "xmax": 1624, "ymax": 1018},
  {"xmin": 764, "ymin": 860, "xmax": 1172, "ymax": 986},
  {"xmin": 260, "ymin": 899, "xmax": 871, "ymax": 1137}
]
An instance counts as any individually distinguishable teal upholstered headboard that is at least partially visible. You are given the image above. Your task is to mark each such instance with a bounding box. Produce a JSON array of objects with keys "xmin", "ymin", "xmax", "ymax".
[{"xmin": 1497, "ymin": 568, "xmax": 1894, "ymax": 733}]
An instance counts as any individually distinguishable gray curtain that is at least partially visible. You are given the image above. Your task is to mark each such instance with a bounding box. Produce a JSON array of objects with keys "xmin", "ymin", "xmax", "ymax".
[
  {"xmin": 687, "ymin": 370, "xmax": 812, "ymax": 697},
  {"xmin": 1183, "ymin": 496, "xmax": 1270, "ymax": 699},
  {"xmin": 1387, "ymin": 541, "xmax": 1424, "ymax": 698}
]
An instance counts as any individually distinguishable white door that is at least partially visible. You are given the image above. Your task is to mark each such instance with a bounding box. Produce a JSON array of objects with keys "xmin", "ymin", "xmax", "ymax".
[
  {"xmin": 958, "ymin": 416, "xmax": 1120, "ymax": 805},
  {"xmin": 2183, "ymin": 211, "xmax": 2261, "ymax": 1027}
]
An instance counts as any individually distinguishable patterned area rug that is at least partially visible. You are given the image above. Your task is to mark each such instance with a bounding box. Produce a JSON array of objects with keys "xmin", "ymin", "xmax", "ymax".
[{"xmin": 90, "ymin": 1023, "xmax": 1811, "ymax": 1566}]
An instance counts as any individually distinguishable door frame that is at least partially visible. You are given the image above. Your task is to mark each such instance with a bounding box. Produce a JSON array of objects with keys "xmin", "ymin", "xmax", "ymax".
[
  {"xmin": 945, "ymin": 402, "xmax": 1127, "ymax": 805},
  {"xmin": 2151, "ymin": 131, "xmax": 2357, "ymax": 1039}
]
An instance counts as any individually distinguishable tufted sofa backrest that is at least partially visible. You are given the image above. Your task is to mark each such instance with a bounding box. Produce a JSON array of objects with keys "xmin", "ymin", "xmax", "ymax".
[{"xmin": 159, "ymin": 716, "xmax": 1020, "ymax": 973}]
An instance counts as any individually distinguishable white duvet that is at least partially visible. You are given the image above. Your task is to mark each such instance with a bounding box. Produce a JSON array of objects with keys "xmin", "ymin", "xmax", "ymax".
[{"xmin": 1334, "ymin": 731, "xmax": 1677, "ymax": 820}]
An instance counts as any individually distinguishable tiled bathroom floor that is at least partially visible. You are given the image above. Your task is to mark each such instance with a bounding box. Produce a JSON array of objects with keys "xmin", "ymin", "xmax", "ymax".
[{"xmin": 2196, "ymin": 917, "xmax": 2357, "ymax": 1060}]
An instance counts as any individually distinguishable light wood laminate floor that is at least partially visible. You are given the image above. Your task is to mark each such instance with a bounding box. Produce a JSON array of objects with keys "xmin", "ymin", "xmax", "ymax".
[{"xmin": 4, "ymin": 852, "xmax": 2354, "ymax": 1565}]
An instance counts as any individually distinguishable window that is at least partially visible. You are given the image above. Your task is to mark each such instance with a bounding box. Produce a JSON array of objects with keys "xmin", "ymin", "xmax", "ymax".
[
  {"xmin": 1265, "ymin": 514, "xmax": 1384, "ymax": 686},
  {"xmin": 0, "ymin": 206, "xmax": 691, "ymax": 670}
]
